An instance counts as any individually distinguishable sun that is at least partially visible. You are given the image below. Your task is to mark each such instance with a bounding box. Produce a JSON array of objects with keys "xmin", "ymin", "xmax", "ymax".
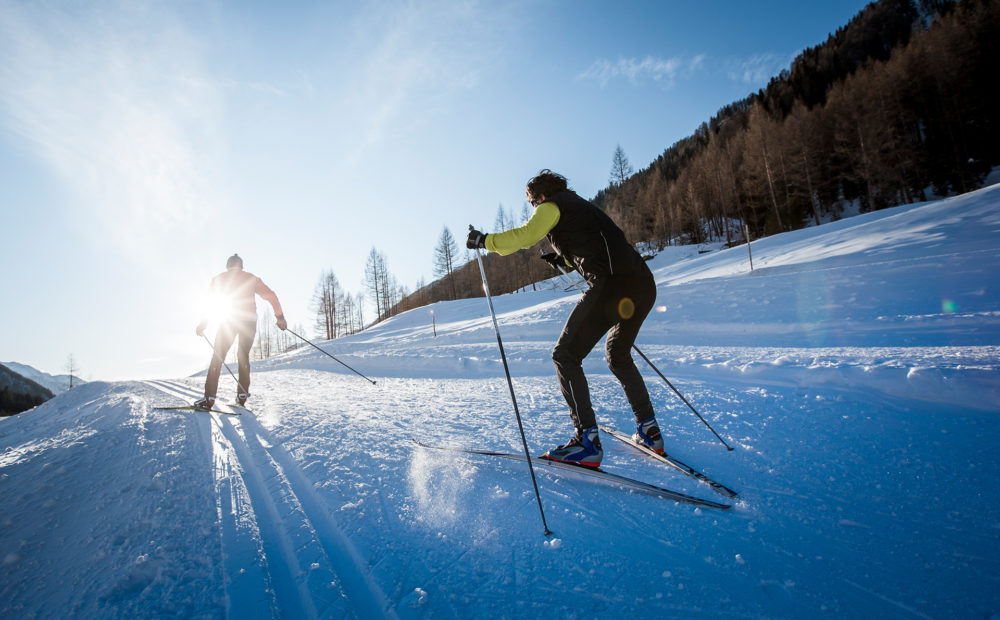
[{"xmin": 204, "ymin": 290, "xmax": 235, "ymax": 326}]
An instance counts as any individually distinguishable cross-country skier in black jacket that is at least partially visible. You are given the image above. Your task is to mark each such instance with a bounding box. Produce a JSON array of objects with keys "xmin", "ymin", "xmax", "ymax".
[{"xmin": 467, "ymin": 170, "xmax": 664, "ymax": 468}]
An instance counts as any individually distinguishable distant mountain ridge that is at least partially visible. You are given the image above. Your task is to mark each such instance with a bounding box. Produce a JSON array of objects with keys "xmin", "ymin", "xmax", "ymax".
[
  {"xmin": 0, "ymin": 363, "xmax": 54, "ymax": 416},
  {"xmin": 2, "ymin": 361, "xmax": 82, "ymax": 394}
]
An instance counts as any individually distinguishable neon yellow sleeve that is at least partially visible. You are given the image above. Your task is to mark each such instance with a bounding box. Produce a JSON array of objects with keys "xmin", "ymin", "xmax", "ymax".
[{"xmin": 484, "ymin": 202, "xmax": 560, "ymax": 256}]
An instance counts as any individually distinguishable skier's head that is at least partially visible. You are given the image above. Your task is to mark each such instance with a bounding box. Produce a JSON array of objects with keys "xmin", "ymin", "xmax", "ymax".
[
  {"xmin": 226, "ymin": 254, "xmax": 243, "ymax": 270},
  {"xmin": 526, "ymin": 169, "xmax": 568, "ymax": 206}
]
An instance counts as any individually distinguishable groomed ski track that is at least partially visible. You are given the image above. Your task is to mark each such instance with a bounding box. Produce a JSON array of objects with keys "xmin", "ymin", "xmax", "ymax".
[{"xmin": 147, "ymin": 380, "xmax": 397, "ymax": 620}]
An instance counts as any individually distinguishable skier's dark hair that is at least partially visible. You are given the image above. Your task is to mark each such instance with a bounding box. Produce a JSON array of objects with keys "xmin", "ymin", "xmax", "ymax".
[
  {"xmin": 526, "ymin": 169, "xmax": 568, "ymax": 203},
  {"xmin": 226, "ymin": 254, "xmax": 243, "ymax": 269}
]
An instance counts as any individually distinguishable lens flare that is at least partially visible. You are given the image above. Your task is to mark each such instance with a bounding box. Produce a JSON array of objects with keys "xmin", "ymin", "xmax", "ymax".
[
  {"xmin": 942, "ymin": 299, "xmax": 958, "ymax": 313},
  {"xmin": 617, "ymin": 297, "xmax": 635, "ymax": 320}
]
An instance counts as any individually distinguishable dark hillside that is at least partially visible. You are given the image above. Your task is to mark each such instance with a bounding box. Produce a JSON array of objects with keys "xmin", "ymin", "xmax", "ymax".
[
  {"xmin": 0, "ymin": 363, "xmax": 54, "ymax": 416},
  {"xmin": 597, "ymin": 0, "xmax": 996, "ymax": 245}
]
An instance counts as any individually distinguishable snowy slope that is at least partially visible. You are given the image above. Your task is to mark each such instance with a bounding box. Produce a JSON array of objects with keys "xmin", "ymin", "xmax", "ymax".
[{"xmin": 1, "ymin": 186, "xmax": 999, "ymax": 619}]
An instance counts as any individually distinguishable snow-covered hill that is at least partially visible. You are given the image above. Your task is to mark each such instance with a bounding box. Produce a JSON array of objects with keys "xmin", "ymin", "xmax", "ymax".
[{"xmin": 1, "ymin": 186, "xmax": 998, "ymax": 618}]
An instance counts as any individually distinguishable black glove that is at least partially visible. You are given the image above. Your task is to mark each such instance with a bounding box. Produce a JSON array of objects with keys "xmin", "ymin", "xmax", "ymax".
[
  {"xmin": 540, "ymin": 252, "xmax": 566, "ymax": 271},
  {"xmin": 466, "ymin": 229, "xmax": 487, "ymax": 250}
]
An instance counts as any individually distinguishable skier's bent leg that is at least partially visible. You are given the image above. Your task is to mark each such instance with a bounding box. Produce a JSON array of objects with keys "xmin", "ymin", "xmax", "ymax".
[
  {"xmin": 205, "ymin": 327, "xmax": 236, "ymax": 398},
  {"xmin": 607, "ymin": 344, "xmax": 654, "ymax": 423},
  {"xmin": 236, "ymin": 321, "xmax": 255, "ymax": 396},
  {"xmin": 552, "ymin": 343, "xmax": 596, "ymax": 430}
]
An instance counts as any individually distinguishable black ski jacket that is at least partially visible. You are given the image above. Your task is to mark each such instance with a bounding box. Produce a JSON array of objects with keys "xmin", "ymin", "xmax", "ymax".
[{"xmin": 544, "ymin": 191, "xmax": 645, "ymax": 281}]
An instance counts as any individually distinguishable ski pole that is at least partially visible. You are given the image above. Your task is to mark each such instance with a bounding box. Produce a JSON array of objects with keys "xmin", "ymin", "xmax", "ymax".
[
  {"xmin": 542, "ymin": 252, "xmax": 733, "ymax": 451},
  {"xmin": 472, "ymin": 226, "xmax": 552, "ymax": 537},
  {"xmin": 201, "ymin": 333, "xmax": 249, "ymax": 396},
  {"xmin": 286, "ymin": 329, "xmax": 377, "ymax": 385},
  {"xmin": 629, "ymin": 346, "xmax": 733, "ymax": 451}
]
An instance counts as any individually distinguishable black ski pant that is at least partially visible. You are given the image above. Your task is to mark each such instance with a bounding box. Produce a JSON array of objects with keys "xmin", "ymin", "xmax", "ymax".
[
  {"xmin": 552, "ymin": 265, "xmax": 657, "ymax": 433},
  {"xmin": 204, "ymin": 319, "xmax": 257, "ymax": 399}
]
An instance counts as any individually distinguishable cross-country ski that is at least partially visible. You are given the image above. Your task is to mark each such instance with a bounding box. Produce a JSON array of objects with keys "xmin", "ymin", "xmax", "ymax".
[
  {"xmin": 153, "ymin": 405, "xmax": 242, "ymax": 416},
  {"xmin": 411, "ymin": 439, "xmax": 732, "ymax": 510},
  {"xmin": 599, "ymin": 424, "xmax": 739, "ymax": 498}
]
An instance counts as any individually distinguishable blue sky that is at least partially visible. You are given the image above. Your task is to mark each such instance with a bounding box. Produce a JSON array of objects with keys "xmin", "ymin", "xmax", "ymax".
[{"xmin": 0, "ymin": 0, "xmax": 871, "ymax": 381}]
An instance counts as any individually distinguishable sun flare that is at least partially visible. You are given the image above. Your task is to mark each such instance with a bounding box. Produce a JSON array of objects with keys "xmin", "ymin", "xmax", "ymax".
[{"xmin": 204, "ymin": 291, "xmax": 235, "ymax": 326}]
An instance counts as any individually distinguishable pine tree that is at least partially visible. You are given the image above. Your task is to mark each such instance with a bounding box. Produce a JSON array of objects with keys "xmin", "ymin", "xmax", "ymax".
[
  {"xmin": 65, "ymin": 354, "xmax": 77, "ymax": 389},
  {"xmin": 433, "ymin": 227, "xmax": 459, "ymax": 300},
  {"xmin": 610, "ymin": 144, "xmax": 634, "ymax": 186}
]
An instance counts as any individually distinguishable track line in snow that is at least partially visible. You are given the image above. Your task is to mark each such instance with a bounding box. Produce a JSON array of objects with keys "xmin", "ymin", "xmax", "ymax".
[
  {"xmin": 842, "ymin": 578, "xmax": 934, "ymax": 620},
  {"xmin": 149, "ymin": 381, "xmax": 333, "ymax": 617},
  {"xmin": 213, "ymin": 414, "xmax": 333, "ymax": 618},
  {"xmin": 147, "ymin": 379, "xmax": 200, "ymax": 405},
  {"xmin": 236, "ymin": 411, "xmax": 397, "ymax": 619},
  {"xmin": 147, "ymin": 380, "xmax": 394, "ymax": 619},
  {"xmin": 208, "ymin": 413, "xmax": 280, "ymax": 618},
  {"xmin": 148, "ymin": 381, "xmax": 291, "ymax": 615}
]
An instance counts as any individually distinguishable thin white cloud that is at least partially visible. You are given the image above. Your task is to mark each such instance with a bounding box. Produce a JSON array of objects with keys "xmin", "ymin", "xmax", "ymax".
[
  {"xmin": 334, "ymin": 0, "xmax": 516, "ymax": 161},
  {"xmin": 578, "ymin": 54, "xmax": 706, "ymax": 88},
  {"xmin": 0, "ymin": 1, "xmax": 225, "ymax": 256},
  {"xmin": 727, "ymin": 52, "xmax": 796, "ymax": 86},
  {"xmin": 243, "ymin": 81, "xmax": 289, "ymax": 98}
]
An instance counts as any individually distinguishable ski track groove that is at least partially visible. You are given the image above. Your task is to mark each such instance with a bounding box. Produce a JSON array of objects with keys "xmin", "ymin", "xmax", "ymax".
[
  {"xmin": 149, "ymin": 380, "xmax": 283, "ymax": 616},
  {"xmin": 155, "ymin": 381, "xmax": 315, "ymax": 617},
  {"xmin": 235, "ymin": 413, "xmax": 397, "ymax": 619},
  {"xmin": 842, "ymin": 578, "xmax": 934, "ymax": 620},
  {"xmin": 209, "ymin": 413, "xmax": 281, "ymax": 618},
  {"xmin": 148, "ymin": 381, "xmax": 396, "ymax": 619}
]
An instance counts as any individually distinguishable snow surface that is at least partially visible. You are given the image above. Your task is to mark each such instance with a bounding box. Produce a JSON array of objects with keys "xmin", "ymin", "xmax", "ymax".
[{"xmin": 2, "ymin": 185, "xmax": 999, "ymax": 618}]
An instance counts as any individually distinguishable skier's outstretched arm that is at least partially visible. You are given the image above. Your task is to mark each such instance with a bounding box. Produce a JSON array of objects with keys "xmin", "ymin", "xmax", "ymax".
[
  {"xmin": 481, "ymin": 202, "xmax": 561, "ymax": 255},
  {"xmin": 255, "ymin": 278, "xmax": 287, "ymax": 329}
]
